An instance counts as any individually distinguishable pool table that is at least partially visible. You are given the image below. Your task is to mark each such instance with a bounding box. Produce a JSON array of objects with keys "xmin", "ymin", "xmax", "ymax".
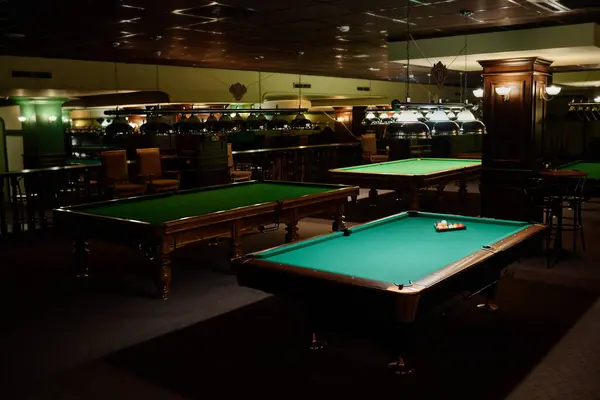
[
  {"xmin": 53, "ymin": 180, "xmax": 359, "ymax": 299},
  {"xmin": 329, "ymin": 158, "xmax": 481, "ymax": 210},
  {"xmin": 234, "ymin": 211, "xmax": 545, "ymax": 370}
]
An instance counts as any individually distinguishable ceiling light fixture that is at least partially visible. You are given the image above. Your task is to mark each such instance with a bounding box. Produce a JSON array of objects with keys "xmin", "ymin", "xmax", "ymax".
[{"xmin": 337, "ymin": 25, "xmax": 350, "ymax": 32}]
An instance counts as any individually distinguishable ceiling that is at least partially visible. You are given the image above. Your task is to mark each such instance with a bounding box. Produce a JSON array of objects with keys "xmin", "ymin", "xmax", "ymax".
[{"xmin": 1, "ymin": 0, "xmax": 600, "ymax": 86}]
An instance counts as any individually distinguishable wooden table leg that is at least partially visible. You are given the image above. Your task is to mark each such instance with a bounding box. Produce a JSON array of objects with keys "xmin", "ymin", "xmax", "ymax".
[
  {"xmin": 368, "ymin": 188, "xmax": 378, "ymax": 207},
  {"xmin": 230, "ymin": 220, "xmax": 243, "ymax": 259},
  {"xmin": 155, "ymin": 253, "xmax": 172, "ymax": 300},
  {"xmin": 436, "ymin": 184, "xmax": 446, "ymax": 202},
  {"xmin": 73, "ymin": 238, "xmax": 91, "ymax": 278},
  {"xmin": 143, "ymin": 244, "xmax": 172, "ymax": 300},
  {"xmin": 406, "ymin": 185, "xmax": 420, "ymax": 211},
  {"xmin": 285, "ymin": 211, "xmax": 300, "ymax": 242},
  {"xmin": 332, "ymin": 203, "xmax": 346, "ymax": 231},
  {"xmin": 457, "ymin": 179, "xmax": 468, "ymax": 201}
]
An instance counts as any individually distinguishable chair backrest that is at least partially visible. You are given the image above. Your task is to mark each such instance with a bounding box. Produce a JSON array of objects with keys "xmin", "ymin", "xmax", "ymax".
[
  {"xmin": 100, "ymin": 150, "xmax": 128, "ymax": 183},
  {"xmin": 227, "ymin": 143, "xmax": 234, "ymax": 168},
  {"xmin": 137, "ymin": 148, "xmax": 162, "ymax": 177},
  {"xmin": 360, "ymin": 133, "xmax": 377, "ymax": 154}
]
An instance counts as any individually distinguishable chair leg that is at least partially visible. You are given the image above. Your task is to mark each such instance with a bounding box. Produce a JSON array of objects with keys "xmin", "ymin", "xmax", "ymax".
[
  {"xmin": 572, "ymin": 202, "xmax": 577, "ymax": 253},
  {"xmin": 578, "ymin": 200, "xmax": 586, "ymax": 251}
]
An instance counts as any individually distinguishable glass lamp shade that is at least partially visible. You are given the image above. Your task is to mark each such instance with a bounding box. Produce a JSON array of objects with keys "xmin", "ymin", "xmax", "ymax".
[
  {"xmin": 413, "ymin": 110, "xmax": 425, "ymax": 119},
  {"xmin": 461, "ymin": 120, "xmax": 486, "ymax": 135},
  {"xmin": 495, "ymin": 86, "xmax": 511, "ymax": 96},
  {"xmin": 105, "ymin": 116, "xmax": 133, "ymax": 136},
  {"xmin": 396, "ymin": 110, "xmax": 419, "ymax": 122},
  {"xmin": 392, "ymin": 112, "xmax": 401, "ymax": 120},
  {"xmin": 181, "ymin": 114, "xmax": 205, "ymax": 133},
  {"xmin": 383, "ymin": 121, "xmax": 430, "ymax": 140},
  {"xmin": 141, "ymin": 115, "xmax": 172, "ymax": 133},
  {"xmin": 245, "ymin": 113, "xmax": 259, "ymax": 129},
  {"xmin": 204, "ymin": 113, "xmax": 218, "ymax": 131},
  {"xmin": 218, "ymin": 113, "xmax": 234, "ymax": 131},
  {"xmin": 232, "ymin": 113, "xmax": 245, "ymax": 129},
  {"xmin": 268, "ymin": 113, "xmax": 288, "ymax": 129},
  {"xmin": 545, "ymin": 85, "xmax": 561, "ymax": 96},
  {"xmin": 456, "ymin": 109, "xmax": 477, "ymax": 122},
  {"xmin": 432, "ymin": 121, "xmax": 460, "ymax": 136},
  {"xmin": 361, "ymin": 116, "xmax": 381, "ymax": 125},
  {"xmin": 446, "ymin": 111, "xmax": 456, "ymax": 120},
  {"xmin": 292, "ymin": 112, "xmax": 312, "ymax": 129},
  {"xmin": 365, "ymin": 111, "xmax": 377, "ymax": 120},
  {"xmin": 428, "ymin": 109, "xmax": 450, "ymax": 122},
  {"xmin": 473, "ymin": 88, "xmax": 484, "ymax": 98}
]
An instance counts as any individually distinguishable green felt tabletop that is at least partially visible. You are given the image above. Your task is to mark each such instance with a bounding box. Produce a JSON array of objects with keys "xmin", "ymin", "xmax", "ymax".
[
  {"xmin": 559, "ymin": 161, "xmax": 600, "ymax": 180},
  {"xmin": 254, "ymin": 212, "xmax": 530, "ymax": 286},
  {"xmin": 76, "ymin": 182, "xmax": 341, "ymax": 224},
  {"xmin": 333, "ymin": 158, "xmax": 481, "ymax": 175}
]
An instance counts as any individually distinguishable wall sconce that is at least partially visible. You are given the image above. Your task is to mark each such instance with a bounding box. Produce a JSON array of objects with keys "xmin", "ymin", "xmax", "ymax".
[
  {"xmin": 495, "ymin": 86, "xmax": 511, "ymax": 102},
  {"xmin": 336, "ymin": 116, "xmax": 345, "ymax": 122},
  {"xmin": 540, "ymin": 84, "xmax": 561, "ymax": 101},
  {"xmin": 48, "ymin": 115, "xmax": 58, "ymax": 123},
  {"xmin": 18, "ymin": 116, "xmax": 27, "ymax": 122},
  {"xmin": 472, "ymin": 88, "xmax": 484, "ymax": 99}
]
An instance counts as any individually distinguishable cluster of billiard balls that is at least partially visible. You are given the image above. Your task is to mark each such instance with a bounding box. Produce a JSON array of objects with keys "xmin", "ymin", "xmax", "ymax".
[{"xmin": 435, "ymin": 220, "xmax": 466, "ymax": 232}]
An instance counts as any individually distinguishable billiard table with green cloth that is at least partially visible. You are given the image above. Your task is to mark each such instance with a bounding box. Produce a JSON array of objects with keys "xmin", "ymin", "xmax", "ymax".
[
  {"xmin": 329, "ymin": 158, "xmax": 481, "ymax": 210},
  {"xmin": 559, "ymin": 161, "xmax": 600, "ymax": 180},
  {"xmin": 235, "ymin": 211, "xmax": 545, "ymax": 323},
  {"xmin": 53, "ymin": 181, "xmax": 359, "ymax": 299}
]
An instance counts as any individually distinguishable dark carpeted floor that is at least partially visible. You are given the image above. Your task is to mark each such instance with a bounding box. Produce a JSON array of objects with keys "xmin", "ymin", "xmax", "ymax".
[{"xmin": 1, "ymin": 188, "xmax": 599, "ymax": 399}]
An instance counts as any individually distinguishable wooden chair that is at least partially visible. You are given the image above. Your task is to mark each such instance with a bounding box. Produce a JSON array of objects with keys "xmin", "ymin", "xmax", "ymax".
[
  {"xmin": 360, "ymin": 133, "xmax": 389, "ymax": 163},
  {"xmin": 100, "ymin": 150, "xmax": 147, "ymax": 198},
  {"xmin": 136, "ymin": 148, "xmax": 180, "ymax": 193},
  {"xmin": 227, "ymin": 143, "xmax": 253, "ymax": 182}
]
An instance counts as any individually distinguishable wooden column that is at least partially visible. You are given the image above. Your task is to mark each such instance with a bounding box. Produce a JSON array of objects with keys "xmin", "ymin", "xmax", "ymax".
[{"xmin": 478, "ymin": 57, "xmax": 551, "ymax": 221}]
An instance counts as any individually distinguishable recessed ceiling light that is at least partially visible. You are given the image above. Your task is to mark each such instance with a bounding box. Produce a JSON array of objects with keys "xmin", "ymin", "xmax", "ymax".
[
  {"xmin": 354, "ymin": 54, "xmax": 369, "ymax": 58},
  {"xmin": 335, "ymin": 54, "xmax": 343, "ymax": 58},
  {"xmin": 337, "ymin": 26, "xmax": 350, "ymax": 32},
  {"xmin": 335, "ymin": 36, "xmax": 350, "ymax": 42},
  {"xmin": 380, "ymin": 44, "xmax": 387, "ymax": 48},
  {"xmin": 333, "ymin": 47, "xmax": 347, "ymax": 52},
  {"xmin": 121, "ymin": 4, "xmax": 144, "ymax": 10},
  {"xmin": 4, "ymin": 33, "xmax": 25, "ymax": 39},
  {"xmin": 380, "ymin": 30, "xmax": 387, "ymax": 34},
  {"xmin": 369, "ymin": 67, "xmax": 380, "ymax": 71}
]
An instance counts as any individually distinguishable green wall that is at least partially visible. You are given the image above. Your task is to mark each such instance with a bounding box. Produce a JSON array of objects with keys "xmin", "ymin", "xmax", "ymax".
[{"xmin": 15, "ymin": 98, "xmax": 66, "ymax": 159}]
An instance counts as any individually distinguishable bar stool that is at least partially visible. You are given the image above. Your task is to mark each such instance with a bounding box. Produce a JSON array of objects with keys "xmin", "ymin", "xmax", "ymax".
[{"xmin": 538, "ymin": 169, "xmax": 587, "ymax": 261}]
